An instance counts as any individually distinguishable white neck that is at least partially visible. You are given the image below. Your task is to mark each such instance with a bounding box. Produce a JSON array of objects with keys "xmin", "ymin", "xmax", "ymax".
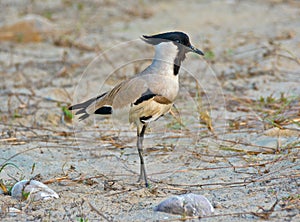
[{"xmin": 148, "ymin": 42, "xmax": 179, "ymax": 75}]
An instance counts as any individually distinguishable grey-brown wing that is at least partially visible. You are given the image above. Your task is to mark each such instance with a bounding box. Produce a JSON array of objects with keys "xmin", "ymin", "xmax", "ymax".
[
  {"xmin": 70, "ymin": 74, "xmax": 176, "ymax": 120},
  {"xmin": 86, "ymin": 77, "xmax": 151, "ymax": 114}
]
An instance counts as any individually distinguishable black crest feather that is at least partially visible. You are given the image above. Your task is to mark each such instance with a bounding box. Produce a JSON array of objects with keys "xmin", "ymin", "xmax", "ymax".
[{"xmin": 142, "ymin": 31, "xmax": 191, "ymax": 47}]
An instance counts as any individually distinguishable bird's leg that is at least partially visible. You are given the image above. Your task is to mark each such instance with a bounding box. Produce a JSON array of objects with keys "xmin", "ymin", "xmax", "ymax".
[{"xmin": 137, "ymin": 124, "xmax": 148, "ymax": 187}]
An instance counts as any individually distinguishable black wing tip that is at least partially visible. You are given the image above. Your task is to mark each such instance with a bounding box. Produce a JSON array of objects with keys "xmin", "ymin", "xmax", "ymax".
[
  {"xmin": 75, "ymin": 109, "xmax": 86, "ymax": 115},
  {"xmin": 69, "ymin": 92, "xmax": 108, "ymax": 111},
  {"xmin": 68, "ymin": 104, "xmax": 89, "ymax": 120},
  {"xmin": 68, "ymin": 104, "xmax": 82, "ymax": 110},
  {"xmin": 78, "ymin": 113, "xmax": 89, "ymax": 121}
]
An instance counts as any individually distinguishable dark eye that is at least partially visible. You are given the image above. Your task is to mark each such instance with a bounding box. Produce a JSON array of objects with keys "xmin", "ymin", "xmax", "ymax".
[{"xmin": 175, "ymin": 39, "xmax": 180, "ymax": 43}]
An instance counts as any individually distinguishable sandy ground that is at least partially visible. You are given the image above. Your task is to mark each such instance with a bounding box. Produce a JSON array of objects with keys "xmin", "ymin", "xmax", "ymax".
[{"xmin": 0, "ymin": 0, "xmax": 300, "ymax": 221}]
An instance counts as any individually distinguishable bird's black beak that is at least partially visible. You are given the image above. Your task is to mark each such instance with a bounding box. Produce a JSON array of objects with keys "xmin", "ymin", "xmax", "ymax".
[{"xmin": 189, "ymin": 45, "xmax": 204, "ymax": 56}]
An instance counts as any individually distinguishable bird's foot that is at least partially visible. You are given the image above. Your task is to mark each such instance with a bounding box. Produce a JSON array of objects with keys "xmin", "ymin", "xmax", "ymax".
[{"xmin": 137, "ymin": 174, "xmax": 149, "ymax": 188}]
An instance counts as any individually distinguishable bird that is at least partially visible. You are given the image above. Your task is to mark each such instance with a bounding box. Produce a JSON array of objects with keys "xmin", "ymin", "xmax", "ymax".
[{"xmin": 69, "ymin": 31, "xmax": 204, "ymax": 187}]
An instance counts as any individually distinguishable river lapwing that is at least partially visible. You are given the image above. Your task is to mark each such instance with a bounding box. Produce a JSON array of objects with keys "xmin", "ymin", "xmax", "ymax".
[{"xmin": 69, "ymin": 31, "xmax": 204, "ymax": 187}]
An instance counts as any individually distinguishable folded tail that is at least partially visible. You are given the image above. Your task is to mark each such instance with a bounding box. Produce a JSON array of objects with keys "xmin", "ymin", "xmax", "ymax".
[{"xmin": 69, "ymin": 92, "xmax": 111, "ymax": 120}]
